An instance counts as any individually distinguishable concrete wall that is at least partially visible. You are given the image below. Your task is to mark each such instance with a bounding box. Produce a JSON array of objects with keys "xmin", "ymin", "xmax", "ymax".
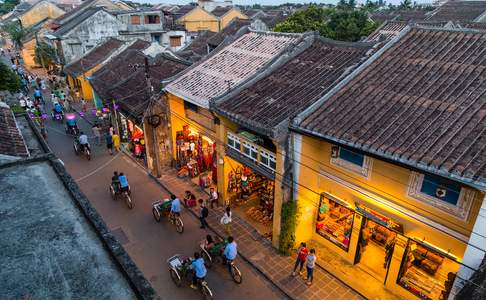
[
  {"xmin": 161, "ymin": 30, "xmax": 188, "ymax": 51},
  {"xmin": 61, "ymin": 11, "xmax": 121, "ymax": 63}
]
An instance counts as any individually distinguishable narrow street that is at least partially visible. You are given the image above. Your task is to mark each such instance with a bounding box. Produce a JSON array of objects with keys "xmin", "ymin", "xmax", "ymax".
[{"xmin": 42, "ymin": 94, "xmax": 286, "ymax": 299}]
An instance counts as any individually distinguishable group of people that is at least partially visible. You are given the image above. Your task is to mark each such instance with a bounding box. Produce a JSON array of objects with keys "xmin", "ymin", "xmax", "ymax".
[
  {"xmin": 111, "ymin": 171, "xmax": 130, "ymax": 193},
  {"xmin": 92, "ymin": 123, "xmax": 120, "ymax": 155},
  {"xmin": 292, "ymin": 242, "xmax": 317, "ymax": 286}
]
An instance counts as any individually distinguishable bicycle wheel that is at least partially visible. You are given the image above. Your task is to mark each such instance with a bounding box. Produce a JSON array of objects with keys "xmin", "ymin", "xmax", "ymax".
[
  {"xmin": 169, "ymin": 269, "xmax": 182, "ymax": 287},
  {"xmin": 231, "ymin": 264, "xmax": 243, "ymax": 284},
  {"xmin": 201, "ymin": 283, "xmax": 213, "ymax": 300},
  {"xmin": 201, "ymin": 251, "xmax": 212, "ymax": 268},
  {"xmin": 175, "ymin": 217, "xmax": 184, "ymax": 234},
  {"xmin": 109, "ymin": 186, "xmax": 116, "ymax": 200},
  {"xmin": 152, "ymin": 207, "xmax": 161, "ymax": 222},
  {"xmin": 125, "ymin": 194, "xmax": 133, "ymax": 209}
]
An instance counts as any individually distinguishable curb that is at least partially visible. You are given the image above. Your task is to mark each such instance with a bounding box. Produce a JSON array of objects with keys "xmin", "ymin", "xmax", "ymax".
[{"xmin": 120, "ymin": 151, "xmax": 293, "ymax": 300}]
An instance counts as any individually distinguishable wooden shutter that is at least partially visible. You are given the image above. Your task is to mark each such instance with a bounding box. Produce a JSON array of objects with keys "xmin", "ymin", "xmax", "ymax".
[{"xmin": 130, "ymin": 15, "xmax": 140, "ymax": 24}]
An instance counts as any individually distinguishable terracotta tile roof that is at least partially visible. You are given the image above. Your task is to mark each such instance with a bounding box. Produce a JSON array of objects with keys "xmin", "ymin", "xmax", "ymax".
[
  {"xmin": 0, "ymin": 103, "xmax": 29, "ymax": 157},
  {"xmin": 106, "ymin": 54, "xmax": 189, "ymax": 119},
  {"xmin": 64, "ymin": 38, "xmax": 124, "ymax": 77},
  {"xmin": 461, "ymin": 22, "xmax": 486, "ymax": 30},
  {"xmin": 257, "ymin": 11, "xmax": 289, "ymax": 29},
  {"xmin": 213, "ymin": 35, "xmax": 374, "ymax": 137},
  {"xmin": 173, "ymin": 4, "xmax": 196, "ymax": 18},
  {"xmin": 177, "ymin": 30, "xmax": 217, "ymax": 62},
  {"xmin": 427, "ymin": 1, "xmax": 486, "ymax": 22},
  {"xmin": 365, "ymin": 21, "xmax": 408, "ymax": 42},
  {"xmin": 211, "ymin": 6, "xmax": 232, "ymax": 17},
  {"xmin": 165, "ymin": 31, "xmax": 303, "ymax": 109},
  {"xmin": 297, "ymin": 27, "xmax": 486, "ymax": 189},
  {"xmin": 53, "ymin": 7, "xmax": 105, "ymax": 37},
  {"xmin": 53, "ymin": 0, "xmax": 95, "ymax": 24},
  {"xmin": 207, "ymin": 18, "xmax": 251, "ymax": 47},
  {"xmin": 370, "ymin": 9, "xmax": 428, "ymax": 23},
  {"xmin": 89, "ymin": 40, "xmax": 150, "ymax": 101}
]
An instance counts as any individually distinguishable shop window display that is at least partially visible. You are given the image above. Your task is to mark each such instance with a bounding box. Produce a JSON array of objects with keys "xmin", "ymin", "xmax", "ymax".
[
  {"xmin": 228, "ymin": 165, "xmax": 274, "ymax": 237},
  {"xmin": 315, "ymin": 193, "xmax": 354, "ymax": 251},
  {"xmin": 175, "ymin": 125, "xmax": 217, "ymax": 188},
  {"xmin": 398, "ymin": 241, "xmax": 459, "ymax": 300}
]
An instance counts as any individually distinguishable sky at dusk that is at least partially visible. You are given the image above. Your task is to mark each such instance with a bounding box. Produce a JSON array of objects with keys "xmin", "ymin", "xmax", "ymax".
[{"xmin": 139, "ymin": 0, "xmax": 431, "ymax": 6}]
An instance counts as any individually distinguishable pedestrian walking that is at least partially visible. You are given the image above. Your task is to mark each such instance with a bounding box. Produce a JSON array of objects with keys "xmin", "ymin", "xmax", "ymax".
[
  {"xmin": 81, "ymin": 98, "xmax": 87, "ymax": 112},
  {"xmin": 112, "ymin": 132, "xmax": 120, "ymax": 152},
  {"xmin": 305, "ymin": 249, "xmax": 317, "ymax": 286},
  {"xmin": 199, "ymin": 199, "xmax": 209, "ymax": 229},
  {"xmin": 220, "ymin": 206, "xmax": 232, "ymax": 235},
  {"xmin": 292, "ymin": 242, "xmax": 309, "ymax": 276},
  {"xmin": 92, "ymin": 124, "xmax": 101, "ymax": 145},
  {"xmin": 209, "ymin": 187, "xmax": 219, "ymax": 208},
  {"xmin": 105, "ymin": 132, "xmax": 114, "ymax": 155}
]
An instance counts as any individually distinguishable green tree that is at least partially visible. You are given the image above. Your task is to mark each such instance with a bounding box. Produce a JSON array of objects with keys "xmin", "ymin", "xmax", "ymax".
[
  {"xmin": 35, "ymin": 42, "xmax": 57, "ymax": 68},
  {"xmin": 274, "ymin": 5, "xmax": 378, "ymax": 42},
  {"xmin": 400, "ymin": 0, "xmax": 413, "ymax": 9},
  {"xmin": 1, "ymin": 21, "xmax": 26, "ymax": 49},
  {"xmin": 0, "ymin": 61, "xmax": 20, "ymax": 92},
  {"xmin": 0, "ymin": 0, "xmax": 19, "ymax": 14}
]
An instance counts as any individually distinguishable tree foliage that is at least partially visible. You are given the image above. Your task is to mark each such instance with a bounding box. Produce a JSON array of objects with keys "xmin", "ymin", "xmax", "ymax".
[
  {"xmin": 0, "ymin": 0, "xmax": 19, "ymax": 14},
  {"xmin": 1, "ymin": 22, "xmax": 26, "ymax": 49},
  {"xmin": 278, "ymin": 201, "xmax": 299, "ymax": 256},
  {"xmin": 273, "ymin": 5, "xmax": 378, "ymax": 42},
  {"xmin": 35, "ymin": 42, "xmax": 57, "ymax": 68},
  {"xmin": 0, "ymin": 61, "xmax": 20, "ymax": 92}
]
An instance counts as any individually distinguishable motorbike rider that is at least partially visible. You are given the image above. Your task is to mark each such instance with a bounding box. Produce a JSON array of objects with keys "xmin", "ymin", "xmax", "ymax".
[
  {"xmin": 118, "ymin": 172, "xmax": 130, "ymax": 193},
  {"xmin": 190, "ymin": 252, "xmax": 207, "ymax": 290},
  {"xmin": 66, "ymin": 116, "xmax": 78, "ymax": 133},
  {"xmin": 53, "ymin": 102, "xmax": 63, "ymax": 115},
  {"xmin": 111, "ymin": 171, "xmax": 120, "ymax": 192},
  {"xmin": 78, "ymin": 131, "xmax": 90, "ymax": 152},
  {"xmin": 223, "ymin": 236, "xmax": 238, "ymax": 272},
  {"xmin": 170, "ymin": 194, "xmax": 182, "ymax": 217}
]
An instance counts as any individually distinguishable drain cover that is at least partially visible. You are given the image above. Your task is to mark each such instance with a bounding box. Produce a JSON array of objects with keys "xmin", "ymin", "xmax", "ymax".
[{"xmin": 111, "ymin": 227, "xmax": 129, "ymax": 245}]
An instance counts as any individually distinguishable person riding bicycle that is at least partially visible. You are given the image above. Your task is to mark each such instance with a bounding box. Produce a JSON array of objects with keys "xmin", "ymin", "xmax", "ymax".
[
  {"xmin": 118, "ymin": 172, "xmax": 130, "ymax": 194},
  {"xmin": 223, "ymin": 236, "xmax": 237, "ymax": 272},
  {"xmin": 190, "ymin": 252, "xmax": 207, "ymax": 290},
  {"xmin": 170, "ymin": 194, "xmax": 182, "ymax": 217},
  {"xmin": 200, "ymin": 234, "xmax": 216, "ymax": 251},
  {"xmin": 111, "ymin": 171, "xmax": 120, "ymax": 193},
  {"xmin": 78, "ymin": 131, "xmax": 90, "ymax": 152}
]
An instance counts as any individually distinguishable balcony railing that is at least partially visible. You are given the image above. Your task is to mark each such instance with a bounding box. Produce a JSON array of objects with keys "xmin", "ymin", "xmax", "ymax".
[{"xmin": 226, "ymin": 131, "xmax": 276, "ymax": 173}]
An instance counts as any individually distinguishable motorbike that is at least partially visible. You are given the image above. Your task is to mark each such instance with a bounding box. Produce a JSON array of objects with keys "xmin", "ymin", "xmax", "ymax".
[
  {"xmin": 200, "ymin": 242, "xmax": 242, "ymax": 284},
  {"xmin": 73, "ymin": 139, "xmax": 91, "ymax": 160},
  {"xmin": 110, "ymin": 183, "xmax": 133, "ymax": 209},
  {"xmin": 152, "ymin": 199, "xmax": 184, "ymax": 233},
  {"xmin": 65, "ymin": 124, "xmax": 79, "ymax": 135},
  {"xmin": 51, "ymin": 110, "xmax": 64, "ymax": 122},
  {"xmin": 167, "ymin": 254, "xmax": 213, "ymax": 300}
]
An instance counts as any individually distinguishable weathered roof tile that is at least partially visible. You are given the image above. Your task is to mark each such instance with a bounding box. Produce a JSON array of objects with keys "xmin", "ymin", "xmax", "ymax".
[{"xmin": 0, "ymin": 103, "xmax": 29, "ymax": 157}]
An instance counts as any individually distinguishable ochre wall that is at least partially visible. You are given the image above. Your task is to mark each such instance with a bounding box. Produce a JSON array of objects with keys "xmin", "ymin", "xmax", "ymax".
[
  {"xmin": 178, "ymin": 7, "xmax": 219, "ymax": 32},
  {"xmin": 19, "ymin": 2, "xmax": 65, "ymax": 28},
  {"xmin": 294, "ymin": 134, "xmax": 483, "ymax": 261},
  {"xmin": 21, "ymin": 38, "xmax": 37, "ymax": 67},
  {"xmin": 219, "ymin": 9, "xmax": 248, "ymax": 30}
]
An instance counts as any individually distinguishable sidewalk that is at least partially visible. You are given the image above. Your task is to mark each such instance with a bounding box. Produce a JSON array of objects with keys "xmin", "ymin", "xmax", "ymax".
[{"xmin": 146, "ymin": 164, "xmax": 365, "ymax": 300}]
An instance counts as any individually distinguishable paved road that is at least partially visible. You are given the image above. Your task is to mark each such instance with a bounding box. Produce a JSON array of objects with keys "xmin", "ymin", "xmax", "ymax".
[{"xmin": 41, "ymin": 99, "xmax": 286, "ymax": 299}]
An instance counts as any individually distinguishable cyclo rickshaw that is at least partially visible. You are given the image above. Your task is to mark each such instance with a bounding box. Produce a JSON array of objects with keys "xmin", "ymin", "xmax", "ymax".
[
  {"xmin": 167, "ymin": 254, "xmax": 213, "ymax": 299},
  {"xmin": 199, "ymin": 238, "xmax": 242, "ymax": 284},
  {"xmin": 152, "ymin": 199, "xmax": 184, "ymax": 233}
]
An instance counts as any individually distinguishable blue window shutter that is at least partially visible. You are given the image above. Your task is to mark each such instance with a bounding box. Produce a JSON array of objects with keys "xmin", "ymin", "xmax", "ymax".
[
  {"xmin": 420, "ymin": 175, "xmax": 460, "ymax": 205},
  {"xmin": 339, "ymin": 147, "xmax": 364, "ymax": 167}
]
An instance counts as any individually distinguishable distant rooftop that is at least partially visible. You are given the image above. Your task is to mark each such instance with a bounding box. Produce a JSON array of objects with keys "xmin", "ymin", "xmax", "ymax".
[{"xmin": 0, "ymin": 103, "xmax": 28, "ymax": 157}]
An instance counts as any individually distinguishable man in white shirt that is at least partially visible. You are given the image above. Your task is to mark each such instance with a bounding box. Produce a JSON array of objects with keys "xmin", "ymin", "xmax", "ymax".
[
  {"xmin": 209, "ymin": 188, "xmax": 218, "ymax": 208},
  {"xmin": 78, "ymin": 132, "xmax": 90, "ymax": 152}
]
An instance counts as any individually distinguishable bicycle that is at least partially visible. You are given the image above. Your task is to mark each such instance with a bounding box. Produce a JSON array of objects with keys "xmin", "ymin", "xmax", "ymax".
[
  {"xmin": 200, "ymin": 242, "xmax": 243, "ymax": 284},
  {"xmin": 168, "ymin": 254, "xmax": 213, "ymax": 300},
  {"xmin": 152, "ymin": 200, "xmax": 184, "ymax": 233}
]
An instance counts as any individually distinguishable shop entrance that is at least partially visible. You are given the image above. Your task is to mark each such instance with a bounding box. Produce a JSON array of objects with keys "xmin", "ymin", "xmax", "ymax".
[
  {"xmin": 175, "ymin": 125, "xmax": 217, "ymax": 192},
  {"xmin": 226, "ymin": 157, "xmax": 274, "ymax": 240},
  {"xmin": 355, "ymin": 204, "xmax": 402, "ymax": 283}
]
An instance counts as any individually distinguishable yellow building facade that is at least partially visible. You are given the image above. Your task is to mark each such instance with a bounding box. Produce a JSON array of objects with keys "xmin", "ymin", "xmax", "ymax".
[
  {"xmin": 66, "ymin": 67, "xmax": 99, "ymax": 101},
  {"xmin": 177, "ymin": 7, "xmax": 219, "ymax": 32},
  {"xmin": 21, "ymin": 38, "xmax": 37, "ymax": 68},
  {"xmin": 177, "ymin": 6, "xmax": 248, "ymax": 32},
  {"xmin": 292, "ymin": 133, "xmax": 484, "ymax": 299},
  {"xmin": 19, "ymin": 1, "xmax": 65, "ymax": 28}
]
